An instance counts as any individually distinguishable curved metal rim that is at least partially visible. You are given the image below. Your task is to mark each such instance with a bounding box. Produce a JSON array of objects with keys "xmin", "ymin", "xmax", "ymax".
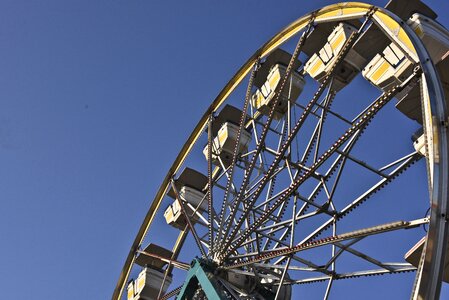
[
  {"xmin": 112, "ymin": 2, "xmax": 448, "ymax": 299},
  {"xmin": 401, "ymin": 13, "xmax": 449, "ymax": 300}
]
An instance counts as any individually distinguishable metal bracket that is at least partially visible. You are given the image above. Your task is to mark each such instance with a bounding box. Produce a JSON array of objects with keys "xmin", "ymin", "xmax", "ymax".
[{"xmin": 176, "ymin": 259, "xmax": 229, "ymax": 300}]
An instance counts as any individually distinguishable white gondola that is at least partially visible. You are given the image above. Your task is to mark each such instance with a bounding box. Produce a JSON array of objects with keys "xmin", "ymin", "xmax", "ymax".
[
  {"xmin": 251, "ymin": 63, "xmax": 305, "ymax": 120},
  {"xmin": 362, "ymin": 42, "xmax": 414, "ymax": 96},
  {"xmin": 164, "ymin": 168, "xmax": 208, "ymax": 229},
  {"xmin": 164, "ymin": 186, "xmax": 206, "ymax": 229},
  {"xmin": 127, "ymin": 267, "xmax": 173, "ymax": 300},
  {"xmin": 203, "ymin": 121, "xmax": 252, "ymax": 166},
  {"xmin": 128, "ymin": 244, "xmax": 173, "ymax": 300},
  {"xmin": 304, "ymin": 22, "xmax": 366, "ymax": 91},
  {"xmin": 363, "ymin": 13, "xmax": 449, "ymax": 122},
  {"xmin": 408, "ymin": 13, "xmax": 449, "ymax": 63}
]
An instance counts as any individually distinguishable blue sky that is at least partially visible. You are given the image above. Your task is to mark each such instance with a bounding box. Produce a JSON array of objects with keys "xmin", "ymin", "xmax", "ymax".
[{"xmin": 1, "ymin": 1, "xmax": 449, "ymax": 299}]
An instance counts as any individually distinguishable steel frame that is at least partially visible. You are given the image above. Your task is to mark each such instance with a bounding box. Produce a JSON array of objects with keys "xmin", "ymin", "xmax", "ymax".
[{"xmin": 113, "ymin": 3, "xmax": 449, "ymax": 300}]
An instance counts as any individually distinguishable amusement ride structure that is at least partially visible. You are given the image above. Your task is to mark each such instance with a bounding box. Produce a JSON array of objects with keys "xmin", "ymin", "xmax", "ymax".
[{"xmin": 113, "ymin": 1, "xmax": 449, "ymax": 299}]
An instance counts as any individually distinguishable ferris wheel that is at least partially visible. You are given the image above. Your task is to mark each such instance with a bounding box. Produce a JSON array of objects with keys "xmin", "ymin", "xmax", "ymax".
[{"xmin": 113, "ymin": 1, "xmax": 449, "ymax": 299}]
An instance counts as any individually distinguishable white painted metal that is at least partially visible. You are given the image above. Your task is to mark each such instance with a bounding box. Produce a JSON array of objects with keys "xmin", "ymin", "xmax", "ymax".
[
  {"xmin": 128, "ymin": 267, "xmax": 172, "ymax": 300},
  {"xmin": 202, "ymin": 122, "xmax": 252, "ymax": 165},
  {"xmin": 251, "ymin": 64, "xmax": 305, "ymax": 120},
  {"xmin": 164, "ymin": 186, "xmax": 206, "ymax": 229},
  {"xmin": 407, "ymin": 13, "xmax": 449, "ymax": 64},
  {"xmin": 304, "ymin": 22, "xmax": 366, "ymax": 91}
]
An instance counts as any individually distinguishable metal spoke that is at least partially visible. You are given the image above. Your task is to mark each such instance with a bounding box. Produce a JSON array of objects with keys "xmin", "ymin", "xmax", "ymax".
[
  {"xmin": 158, "ymin": 286, "xmax": 182, "ymax": 300},
  {"xmin": 224, "ymin": 218, "xmax": 428, "ymax": 269},
  {"xmin": 216, "ymin": 21, "xmax": 316, "ymax": 254},
  {"xmin": 274, "ymin": 256, "xmax": 292, "ymax": 300},
  {"xmin": 222, "ymin": 75, "xmax": 419, "ymax": 260},
  {"xmin": 220, "ymin": 18, "xmax": 381, "ymax": 259},
  {"xmin": 301, "ymin": 152, "xmax": 422, "ymax": 244},
  {"xmin": 313, "ymin": 85, "xmax": 336, "ymax": 163},
  {"xmin": 282, "ymin": 266, "xmax": 417, "ymax": 286},
  {"xmin": 207, "ymin": 114, "xmax": 215, "ymax": 255},
  {"xmin": 216, "ymin": 57, "xmax": 261, "ymax": 247},
  {"xmin": 259, "ymin": 131, "xmax": 363, "ymax": 253},
  {"xmin": 324, "ymin": 238, "xmax": 362, "ymax": 270},
  {"xmin": 332, "ymin": 241, "xmax": 395, "ymax": 272},
  {"xmin": 136, "ymin": 250, "xmax": 190, "ymax": 271}
]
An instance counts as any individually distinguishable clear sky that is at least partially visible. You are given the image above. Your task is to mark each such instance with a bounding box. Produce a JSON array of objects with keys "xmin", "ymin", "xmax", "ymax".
[{"xmin": 1, "ymin": 1, "xmax": 449, "ymax": 299}]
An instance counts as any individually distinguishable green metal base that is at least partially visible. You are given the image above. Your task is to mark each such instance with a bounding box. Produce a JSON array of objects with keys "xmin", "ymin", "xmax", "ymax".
[
  {"xmin": 176, "ymin": 258, "xmax": 278, "ymax": 300},
  {"xmin": 176, "ymin": 258, "xmax": 228, "ymax": 300}
]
